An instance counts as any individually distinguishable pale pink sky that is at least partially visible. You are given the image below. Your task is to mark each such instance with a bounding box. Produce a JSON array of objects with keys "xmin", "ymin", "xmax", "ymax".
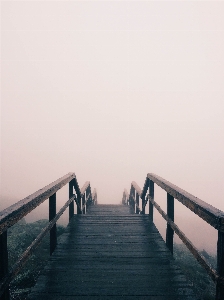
[{"xmin": 1, "ymin": 1, "xmax": 224, "ymax": 252}]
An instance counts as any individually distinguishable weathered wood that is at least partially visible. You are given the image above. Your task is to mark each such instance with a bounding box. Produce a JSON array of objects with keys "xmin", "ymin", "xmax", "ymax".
[
  {"xmin": 0, "ymin": 231, "xmax": 9, "ymax": 300},
  {"xmin": 147, "ymin": 195, "xmax": 220, "ymax": 284},
  {"xmin": 80, "ymin": 181, "xmax": 90, "ymax": 195},
  {"xmin": 141, "ymin": 177, "xmax": 149, "ymax": 199},
  {"xmin": 82, "ymin": 193, "xmax": 86, "ymax": 215},
  {"xmin": 0, "ymin": 173, "xmax": 76, "ymax": 235},
  {"xmin": 141, "ymin": 177, "xmax": 149, "ymax": 215},
  {"xmin": 216, "ymin": 231, "xmax": 224, "ymax": 300},
  {"xmin": 147, "ymin": 173, "xmax": 224, "ymax": 232},
  {"xmin": 92, "ymin": 189, "xmax": 97, "ymax": 205},
  {"xmin": 0, "ymin": 195, "xmax": 75, "ymax": 298},
  {"xmin": 69, "ymin": 180, "xmax": 74, "ymax": 220},
  {"xmin": 166, "ymin": 193, "xmax": 174, "ymax": 254},
  {"xmin": 77, "ymin": 194, "xmax": 82, "ymax": 215},
  {"xmin": 122, "ymin": 189, "xmax": 129, "ymax": 205},
  {"xmin": 149, "ymin": 180, "xmax": 154, "ymax": 221},
  {"xmin": 123, "ymin": 173, "xmax": 224, "ymax": 299},
  {"xmin": 49, "ymin": 193, "xmax": 57, "ymax": 256},
  {"xmin": 132, "ymin": 181, "xmax": 142, "ymax": 196},
  {"xmin": 128, "ymin": 185, "xmax": 142, "ymax": 214},
  {"xmin": 27, "ymin": 205, "xmax": 197, "ymax": 300},
  {"xmin": 0, "ymin": 173, "xmax": 96, "ymax": 299},
  {"xmin": 79, "ymin": 181, "xmax": 91, "ymax": 214},
  {"xmin": 128, "ymin": 187, "xmax": 134, "ymax": 212},
  {"xmin": 136, "ymin": 193, "xmax": 140, "ymax": 214}
]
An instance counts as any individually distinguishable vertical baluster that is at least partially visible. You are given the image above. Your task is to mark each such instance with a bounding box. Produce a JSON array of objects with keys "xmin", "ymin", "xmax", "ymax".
[
  {"xmin": 129, "ymin": 188, "xmax": 132, "ymax": 211},
  {"xmin": 133, "ymin": 188, "xmax": 136, "ymax": 213},
  {"xmin": 69, "ymin": 180, "xmax": 74, "ymax": 220},
  {"xmin": 216, "ymin": 230, "xmax": 224, "ymax": 300},
  {"xmin": 130, "ymin": 187, "xmax": 134, "ymax": 213},
  {"xmin": 0, "ymin": 231, "xmax": 9, "ymax": 300},
  {"xmin": 49, "ymin": 193, "xmax": 57, "ymax": 255},
  {"xmin": 149, "ymin": 180, "xmax": 154, "ymax": 221},
  {"xmin": 166, "ymin": 193, "xmax": 174, "ymax": 254},
  {"xmin": 142, "ymin": 193, "xmax": 145, "ymax": 215},
  {"xmin": 136, "ymin": 193, "xmax": 139, "ymax": 214},
  {"xmin": 86, "ymin": 188, "xmax": 90, "ymax": 212},
  {"xmin": 82, "ymin": 193, "xmax": 86, "ymax": 214},
  {"xmin": 77, "ymin": 194, "xmax": 82, "ymax": 214},
  {"xmin": 142, "ymin": 178, "xmax": 149, "ymax": 215}
]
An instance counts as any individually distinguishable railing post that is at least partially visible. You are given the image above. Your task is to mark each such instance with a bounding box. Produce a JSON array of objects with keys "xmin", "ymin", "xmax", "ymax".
[
  {"xmin": 216, "ymin": 230, "xmax": 224, "ymax": 300},
  {"xmin": 142, "ymin": 194, "xmax": 145, "ymax": 215},
  {"xmin": 133, "ymin": 189, "xmax": 136, "ymax": 213},
  {"xmin": 86, "ymin": 188, "xmax": 90, "ymax": 212},
  {"xmin": 77, "ymin": 193, "xmax": 82, "ymax": 214},
  {"xmin": 136, "ymin": 193, "xmax": 140, "ymax": 214},
  {"xmin": 69, "ymin": 181, "xmax": 74, "ymax": 220},
  {"xmin": 166, "ymin": 193, "xmax": 174, "ymax": 254},
  {"xmin": 49, "ymin": 193, "xmax": 57, "ymax": 255},
  {"xmin": 82, "ymin": 193, "xmax": 86, "ymax": 214},
  {"xmin": 0, "ymin": 231, "xmax": 9, "ymax": 300},
  {"xmin": 149, "ymin": 180, "xmax": 154, "ymax": 221}
]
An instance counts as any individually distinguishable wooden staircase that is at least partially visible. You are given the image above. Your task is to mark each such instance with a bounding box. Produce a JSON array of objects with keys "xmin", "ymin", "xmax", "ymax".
[{"xmin": 28, "ymin": 205, "xmax": 196, "ymax": 300}]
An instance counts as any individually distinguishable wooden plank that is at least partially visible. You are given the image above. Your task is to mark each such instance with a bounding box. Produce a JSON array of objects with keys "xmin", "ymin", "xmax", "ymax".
[
  {"xmin": 49, "ymin": 193, "xmax": 57, "ymax": 256},
  {"xmin": 69, "ymin": 181, "xmax": 74, "ymax": 220},
  {"xmin": 217, "ymin": 231, "xmax": 224, "ymax": 299},
  {"xmin": 148, "ymin": 195, "xmax": 219, "ymax": 284},
  {"xmin": 81, "ymin": 181, "xmax": 90, "ymax": 196},
  {"xmin": 166, "ymin": 193, "xmax": 174, "ymax": 254},
  {"xmin": 28, "ymin": 205, "xmax": 197, "ymax": 300},
  {"xmin": 132, "ymin": 182, "xmax": 142, "ymax": 196},
  {"xmin": 149, "ymin": 180, "xmax": 154, "ymax": 221},
  {"xmin": 0, "ymin": 173, "xmax": 76, "ymax": 235},
  {"xmin": 147, "ymin": 173, "xmax": 224, "ymax": 232},
  {"xmin": 0, "ymin": 231, "xmax": 9, "ymax": 300},
  {"xmin": 0, "ymin": 196, "xmax": 75, "ymax": 298}
]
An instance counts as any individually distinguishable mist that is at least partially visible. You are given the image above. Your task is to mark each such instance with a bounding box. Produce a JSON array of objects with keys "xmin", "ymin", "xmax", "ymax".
[{"xmin": 1, "ymin": 0, "xmax": 224, "ymax": 255}]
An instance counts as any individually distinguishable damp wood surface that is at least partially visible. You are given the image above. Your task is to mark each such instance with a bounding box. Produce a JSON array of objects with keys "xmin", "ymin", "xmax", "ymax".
[{"xmin": 28, "ymin": 205, "xmax": 197, "ymax": 300}]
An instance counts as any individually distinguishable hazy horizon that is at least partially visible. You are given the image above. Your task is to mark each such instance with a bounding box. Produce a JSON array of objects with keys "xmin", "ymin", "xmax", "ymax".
[{"xmin": 1, "ymin": 0, "xmax": 224, "ymax": 254}]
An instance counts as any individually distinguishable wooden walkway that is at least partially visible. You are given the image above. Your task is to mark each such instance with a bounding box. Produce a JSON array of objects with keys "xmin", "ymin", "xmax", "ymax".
[{"xmin": 28, "ymin": 205, "xmax": 197, "ymax": 300}]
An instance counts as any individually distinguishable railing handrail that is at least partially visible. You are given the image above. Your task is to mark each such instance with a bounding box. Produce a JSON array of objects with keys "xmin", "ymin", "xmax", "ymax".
[
  {"xmin": 80, "ymin": 181, "xmax": 90, "ymax": 196},
  {"xmin": 0, "ymin": 173, "xmax": 97, "ymax": 299},
  {"xmin": 146, "ymin": 173, "xmax": 224, "ymax": 232},
  {"xmin": 92, "ymin": 188, "xmax": 97, "ymax": 203},
  {"xmin": 0, "ymin": 173, "xmax": 77, "ymax": 235},
  {"xmin": 123, "ymin": 173, "xmax": 224, "ymax": 300},
  {"xmin": 132, "ymin": 181, "xmax": 142, "ymax": 197}
]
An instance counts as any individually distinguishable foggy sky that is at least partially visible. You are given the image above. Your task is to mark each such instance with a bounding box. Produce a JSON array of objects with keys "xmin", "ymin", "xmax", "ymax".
[{"xmin": 1, "ymin": 1, "xmax": 224, "ymax": 254}]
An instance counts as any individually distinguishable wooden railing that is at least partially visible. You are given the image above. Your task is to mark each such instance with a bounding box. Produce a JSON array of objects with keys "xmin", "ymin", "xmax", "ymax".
[
  {"xmin": 0, "ymin": 172, "xmax": 97, "ymax": 300},
  {"xmin": 123, "ymin": 173, "xmax": 224, "ymax": 300}
]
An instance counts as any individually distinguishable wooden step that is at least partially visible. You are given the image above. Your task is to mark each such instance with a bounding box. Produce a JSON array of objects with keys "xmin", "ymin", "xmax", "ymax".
[{"xmin": 28, "ymin": 205, "xmax": 197, "ymax": 300}]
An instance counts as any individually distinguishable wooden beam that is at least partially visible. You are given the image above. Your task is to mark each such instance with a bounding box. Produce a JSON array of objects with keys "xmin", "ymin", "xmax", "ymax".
[
  {"xmin": 0, "ymin": 231, "xmax": 9, "ymax": 300},
  {"xmin": 149, "ymin": 180, "xmax": 154, "ymax": 221},
  {"xmin": 147, "ymin": 195, "xmax": 222, "ymax": 285},
  {"xmin": 216, "ymin": 231, "xmax": 224, "ymax": 299},
  {"xmin": 0, "ymin": 173, "xmax": 76, "ymax": 235},
  {"xmin": 49, "ymin": 193, "xmax": 57, "ymax": 256},
  {"xmin": 69, "ymin": 180, "xmax": 74, "ymax": 220},
  {"xmin": 147, "ymin": 173, "xmax": 224, "ymax": 232},
  {"xmin": 0, "ymin": 195, "xmax": 75, "ymax": 298},
  {"xmin": 166, "ymin": 193, "xmax": 174, "ymax": 254}
]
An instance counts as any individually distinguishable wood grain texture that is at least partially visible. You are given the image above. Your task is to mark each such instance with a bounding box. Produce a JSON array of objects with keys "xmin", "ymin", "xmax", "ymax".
[{"xmin": 28, "ymin": 205, "xmax": 196, "ymax": 300}]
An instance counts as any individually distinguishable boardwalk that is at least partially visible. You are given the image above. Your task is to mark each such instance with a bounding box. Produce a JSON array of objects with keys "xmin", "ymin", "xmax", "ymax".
[{"xmin": 28, "ymin": 205, "xmax": 197, "ymax": 300}]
